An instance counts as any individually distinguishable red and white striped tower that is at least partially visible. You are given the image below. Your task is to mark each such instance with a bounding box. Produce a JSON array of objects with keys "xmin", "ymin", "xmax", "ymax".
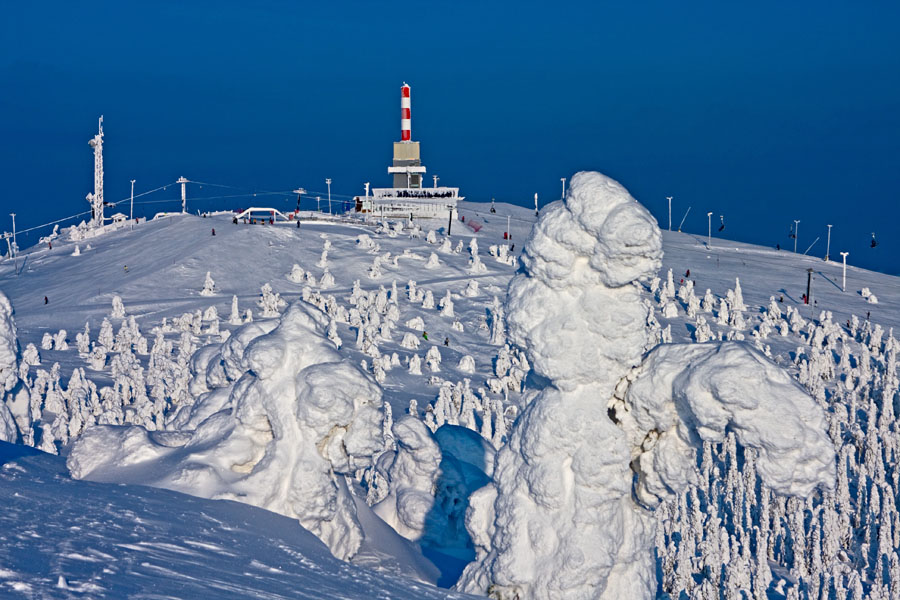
[{"xmin": 401, "ymin": 83, "xmax": 411, "ymax": 141}]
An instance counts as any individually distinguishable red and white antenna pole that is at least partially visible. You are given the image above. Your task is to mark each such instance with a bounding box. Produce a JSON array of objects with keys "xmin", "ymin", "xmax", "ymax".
[{"xmin": 401, "ymin": 83, "xmax": 411, "ymax": 141}]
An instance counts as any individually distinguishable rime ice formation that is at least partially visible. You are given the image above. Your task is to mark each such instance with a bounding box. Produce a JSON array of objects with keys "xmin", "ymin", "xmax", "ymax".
[
  {"xmin": 0, "ymin": 292, "xmax": 18, "ymax": 392},
  {"xmin": 456, "ymin": 172, "xmax": 836, "ymax": 600},
  {"xmin": 68, "ymin": 301, "xmax": 386, "ymax": 561},
  {"xmin": 617, "ymin": 343, "xmax": 836, "ymax": 509},
  {"xmin": 0, "ymin": 291, "xmax": 28, "ymax": 442}
]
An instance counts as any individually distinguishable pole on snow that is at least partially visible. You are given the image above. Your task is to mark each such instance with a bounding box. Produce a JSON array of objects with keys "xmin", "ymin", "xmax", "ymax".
[
  {"xmin": 667, "ymin": 196, "xmax": 672, "ymax": 231},
  {"xmin": 560, "ymin": 177, "xmax": 566, "ymax": 200},
  {"xmin": 840, "ymin": 252, "xmax": 849, "ymax": 292},
  {"xmin": 447, "ymin": 205, "xmax": 453, "ymax": 235},
  {"xmin": 793, "ymin": 220, "xmax": 800, "ymax": 253},
  {"xmin": 130, "ymin": 179, "xmax": 135, "ymax": 229},
  {"xmin": 806, "ymin": 268, "xmax": 813, "ymax": 304},
  {"xmin": 825, "ymin": 224, "xmax": 832, "ymax": 261},
  {"xmin": 325, "ymin": 178, "xmax": 332, "ymax": 214},
  {"xmin": 10, "ymin": 213, "xmax": 16, "ymax": 276},
  {"xmin": 707, "ymin": 212, "xmax": 713, "ymax": 248}
]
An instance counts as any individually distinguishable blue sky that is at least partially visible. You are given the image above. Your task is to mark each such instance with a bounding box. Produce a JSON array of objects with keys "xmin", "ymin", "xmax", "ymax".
[{"xmin": 2, "ymin": 1, "xmax": 898, "ymax": 273}]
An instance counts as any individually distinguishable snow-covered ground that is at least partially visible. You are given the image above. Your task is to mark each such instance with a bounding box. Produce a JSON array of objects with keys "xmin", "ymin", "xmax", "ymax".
[
  {"xmin": 1, "ymin": 183, "xmax": 899, "ymax": 598},
  {"xmin": 0, "ymin": 441, "xmax": 475, "ymax": 599}
]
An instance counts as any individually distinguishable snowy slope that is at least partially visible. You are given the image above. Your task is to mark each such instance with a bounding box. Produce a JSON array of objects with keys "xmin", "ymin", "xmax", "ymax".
[
  {"xmin": 1, "ymin": 193, "xmax": 899, "ymax": 598},
  {"xmin": 0, "ymin": 441, "xmax": 476, "ymax": 599}
]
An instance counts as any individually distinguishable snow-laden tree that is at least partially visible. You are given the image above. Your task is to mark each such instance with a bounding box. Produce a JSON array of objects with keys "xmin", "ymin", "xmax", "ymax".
[
  {"xmin": 458, "ymin": 355, "xmax": 476, "ymax": 373},
  {"xmin": 488, "ymin": 297, "xmax": 506, "ymax": 345},
  {"xmin": 455, "ymin": 171, "xmax": 836, "ymax": 600},
  {"xmin": 228, "ymin": 295, "xmax": 242, "ymax": 325},
  {"xmin": 111, "ymin": 295, "xmax": 126, "ymax": 319},
  {"xmin": 408, "ymin": 353, "xmax": 422, "ymax": 375},
  {"xmin": 0, "ymin": 291, "xmax": 24, "ymax": 442},
  {"xmin": 75, "ymin": 322, "xmax": 91, "ymax": 356},
  {"xmin": 199, "ymin": 271, "xmax": 216, "ymax": 296},
  {"xmin": 98, "ymin": 318, "xmax": 114, "ymax": 349},
  {"xmin": 425, "ymin": 346, "xmax": 441, "ymax": 372},
  {"xmin": 258, "ymin": 283, "xmax": 286, "ymax": 318},
  {"xmin": 320, "ymin": 269, "xmax": 335, "ymax": 289},
  {"xmin": 68, "ymin": 302, "xmax": 387, "ymax": 562},
  {"xmin": 439, "ymin": 290, "xmax": 454, "ymax": 317},
  {"xmin": 422, "ymin": 290, "xmax": 435, "ymax": 310},
  {"xmin": 53, "ymin": 330, "xmax": 68, "ymax": 351},
  {"xmin": 22, "ymin": 343, "xmax": 40, "ymax": 367},
  {"xmin": 287, "ymin": 264, "xmax": 305, "ymax": 283}
]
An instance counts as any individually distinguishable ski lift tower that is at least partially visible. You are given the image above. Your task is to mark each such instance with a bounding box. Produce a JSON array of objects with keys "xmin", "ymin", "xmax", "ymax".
[{"xmin": 86, "ymin": 116, "xmax": 105, "ymax": 229}]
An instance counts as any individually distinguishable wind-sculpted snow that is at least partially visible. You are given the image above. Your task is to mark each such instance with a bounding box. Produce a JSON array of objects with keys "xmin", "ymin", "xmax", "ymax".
[
  {"xmin": 457, "ymin": 172, "xmax": 835, "ymax": 600},
  {"xmin": 506, "ymin": 171, "xmax": 662, "ymax": 392},
  {"xmin": 68, "ymin": 301, "xmax": 386, "ymax": 561},
  {"xmin": 620, "ymin": 343, "xmax": 836, "ymax": 509}
]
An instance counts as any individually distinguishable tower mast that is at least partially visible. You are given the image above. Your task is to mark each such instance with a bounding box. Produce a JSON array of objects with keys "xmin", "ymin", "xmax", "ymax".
[{"xmin": 87, "ymin": 116, "xmax": 105, "ymax": 228}]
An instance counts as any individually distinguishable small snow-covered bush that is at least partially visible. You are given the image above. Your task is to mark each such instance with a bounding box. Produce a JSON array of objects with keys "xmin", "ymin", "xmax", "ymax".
[
  {"xmin": 356, "ymin": 234, "xmax": 375, "ymax": 249},
  {"xmin": 287, "ymin": 264, "xmax": 305, "ymax": 283}
]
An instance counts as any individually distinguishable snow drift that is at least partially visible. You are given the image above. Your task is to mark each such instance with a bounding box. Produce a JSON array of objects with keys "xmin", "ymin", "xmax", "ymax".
[
  {"xmin": 456, "ymin": 172, "xmax": 835, "ymax": 599},
  {"xmin": 68, "ymin": 301, "xmax": 386, "ymax": 560}
]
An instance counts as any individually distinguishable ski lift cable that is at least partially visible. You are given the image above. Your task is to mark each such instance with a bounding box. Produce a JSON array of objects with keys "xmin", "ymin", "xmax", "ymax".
[{"xmin": 12, "ymin": 210, "xmax": 94, "ymax": 236}]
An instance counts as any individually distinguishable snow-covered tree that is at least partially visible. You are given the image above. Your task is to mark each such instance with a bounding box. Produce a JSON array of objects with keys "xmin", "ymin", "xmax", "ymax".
[{"xmin": 111, "ymin": 295, "xmax": 126, "ymax": 319}]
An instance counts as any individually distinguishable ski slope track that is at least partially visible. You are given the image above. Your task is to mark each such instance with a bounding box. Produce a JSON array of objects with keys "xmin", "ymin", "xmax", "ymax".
[{"xmin": 1, "ymin": 182, "xmax": 899, "ymax": 599}]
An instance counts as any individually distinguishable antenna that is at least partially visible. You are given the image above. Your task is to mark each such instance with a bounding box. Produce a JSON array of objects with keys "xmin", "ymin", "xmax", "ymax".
[
  {"xmin": 401, "ymin": 84, "xmax": 411, "ymax": 142},
  {"xmin": 87, "ymin": 116, "xmax": 105, "ymax": 228}
]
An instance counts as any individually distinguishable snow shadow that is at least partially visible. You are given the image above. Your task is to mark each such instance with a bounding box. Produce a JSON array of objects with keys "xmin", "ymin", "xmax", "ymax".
[{"xmin": 420, "ymin": 425, "xmax": 493, "ymax": 587}]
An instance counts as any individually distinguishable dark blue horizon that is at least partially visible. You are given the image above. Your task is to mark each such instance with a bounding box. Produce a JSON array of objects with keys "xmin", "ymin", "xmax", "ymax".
[{"xmin": 2, "ymin": 1, "xmax": 898, "ymax": 274}]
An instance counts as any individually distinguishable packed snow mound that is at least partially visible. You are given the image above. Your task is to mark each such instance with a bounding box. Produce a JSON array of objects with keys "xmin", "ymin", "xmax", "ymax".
[
  {"xmin": 68, "ymin": 301, "xmax": 386, "ymax": 561},
  {"xmin": 457, "ymin": 172, "xmax": 834, "ymax": 600},
  {"xmin": 507, "ymin": 171, "xmax": 662, "ymax": 392},
  {"xmin": 619, "ymin": 342, "xmax": 836, "ymax": 508}
]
